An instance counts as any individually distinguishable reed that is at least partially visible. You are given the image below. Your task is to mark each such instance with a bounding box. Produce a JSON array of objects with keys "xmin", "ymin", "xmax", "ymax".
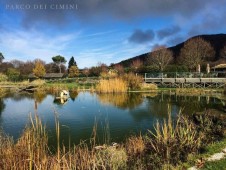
[
  {"xmin": 96, "ymin": 78, "xmax": 128, "ymax": 93},
  {"xmin": 0, "ymin": 109, "xmax": 224, "ymax": 169},
  {"xmin": 146, "ymin": 106, "xmax": 203, "ymax": 167}
]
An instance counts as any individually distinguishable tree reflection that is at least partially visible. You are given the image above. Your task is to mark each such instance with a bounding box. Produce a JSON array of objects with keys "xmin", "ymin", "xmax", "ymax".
[
  {"xmin": 69, "ymin": 90, "xmax": 78, "ymax": 101},
  {"xmin": 33, "ymin": 90, "xmax": 47, "ymax": 103},
  {"xmin": 97, "ymin": 93, "xmax": 143, "ymax": 109},
  {"xmin": 0, "ymin": 98, "xmax": 5, "ymax": 115}
]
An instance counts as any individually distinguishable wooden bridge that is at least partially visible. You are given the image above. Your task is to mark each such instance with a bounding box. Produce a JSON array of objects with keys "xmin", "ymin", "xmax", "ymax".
[{"xmin": 144, "ymin": 72, "xmax": 226, "ymax": 88}]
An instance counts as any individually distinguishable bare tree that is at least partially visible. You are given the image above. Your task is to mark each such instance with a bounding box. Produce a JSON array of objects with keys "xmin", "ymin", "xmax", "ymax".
[
  {"xmin": 220, "ymin": 44, "xmax": 226, "ymax": 59},
  {"xmin": 130, "ymin": 59, "xmax": 143, "ymax": 72},
  {"xmin": 148, "ymin": 46, "xmax": 173, "ymax": 72},
  {"xmin": 113, "ymin": 64, "xmax": 124, "ymax": 74},
  {"xmin": 179, "ymin": 37, "xmax": 215, "ymax": 71}
]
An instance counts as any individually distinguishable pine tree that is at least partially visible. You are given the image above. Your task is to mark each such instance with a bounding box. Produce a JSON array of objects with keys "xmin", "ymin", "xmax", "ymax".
[{"xmin": 68, "ymin": 56, "xmax": 77, "ymax": 69}]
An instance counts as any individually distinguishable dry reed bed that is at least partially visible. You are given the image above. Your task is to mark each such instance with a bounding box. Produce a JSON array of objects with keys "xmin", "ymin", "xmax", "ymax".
[
  {"xmin": 96, "ymin": 78, "xmax": 128, "ymax": 93},
  {"xmin": 0, "ymin": 110, "xmax": 225, "ymax": 170}
]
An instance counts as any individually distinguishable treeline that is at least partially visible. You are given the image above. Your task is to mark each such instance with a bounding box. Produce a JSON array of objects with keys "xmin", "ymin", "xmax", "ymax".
[
  {"xmin": 1, "ymin": 37, "xmax": 226, "ymax": 81},
  {"xmin": 118, "ymin": 37, "xmax": 226, "ymax": 73}
]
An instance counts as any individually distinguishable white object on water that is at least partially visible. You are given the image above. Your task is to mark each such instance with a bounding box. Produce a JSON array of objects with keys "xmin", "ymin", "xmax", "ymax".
[{"xmin": 60, "ymin": 90, "xmax": 69, "ymax": 98}]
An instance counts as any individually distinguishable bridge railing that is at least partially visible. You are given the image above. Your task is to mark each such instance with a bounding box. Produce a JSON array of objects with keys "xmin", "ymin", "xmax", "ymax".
[{"xmin": 144, "ymin": 72, "xmax": 226, "ymax": 79}]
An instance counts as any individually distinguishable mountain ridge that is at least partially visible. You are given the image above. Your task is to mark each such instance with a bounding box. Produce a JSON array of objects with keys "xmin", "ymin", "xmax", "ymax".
[{"xmin": 117, "ymin": 33, "xmax": 226, "ymax": 67}]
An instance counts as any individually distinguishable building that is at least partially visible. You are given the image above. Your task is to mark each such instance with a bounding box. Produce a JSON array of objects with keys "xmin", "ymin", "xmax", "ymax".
[{"xmin": 28, "ymin": 73, "xmax": 65, "ymax": 80}]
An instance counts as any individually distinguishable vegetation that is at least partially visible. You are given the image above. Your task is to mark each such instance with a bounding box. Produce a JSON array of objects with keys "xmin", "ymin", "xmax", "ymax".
[
  {"xmin": 68, "ymin": 65, "xmax": 79, "ymax": 78},
  {"xmin": 52, "ymin": 55, "xmax": 67, "ymax": 73},
  {"xmin": 0, "ymin": 52, "xmax": 4, "ymax": 63},
  {"xmin": 148, "ymin": 46, "xmax": 173, "ymax": 72},
  {"xmin": 68, "ymin": 56, "xmax": 77, "ymax": 70},
  {"xmin": 33, "ymin": 60, "xmax": 46, "ymax": 78},
  {"xmin": 220, "ymin": 43, "xmax": 226, "ymax": 59},
  {"xmin": 179, "ymin": 37, "xmax": 215, "ymax": 71},
  {"xmin": 96, "ymin": 78, "xmax": 128, "ymax": 93},
  {"xmin": 0, "ymin": 73, "xmax": 8, "ymax": 82},
  {"xmin": 6, "ymin": 68, "xmax": 20, "ymax": 81},
  {"xmin": 122, "ymin": 73, "xmax": 143, "ymax": 90},
  {"xmin": 0, "ymin": 109, "xmax": 225, "ymax": 169}
]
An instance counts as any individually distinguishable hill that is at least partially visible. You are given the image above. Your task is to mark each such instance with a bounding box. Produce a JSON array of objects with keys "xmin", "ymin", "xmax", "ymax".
[{"xmin": 118, "ymin": 34, "xmax": 226, "ymax": 67}]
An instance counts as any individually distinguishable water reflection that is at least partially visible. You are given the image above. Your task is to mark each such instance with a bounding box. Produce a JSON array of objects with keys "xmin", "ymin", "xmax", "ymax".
[
  {"xmin": 69, "ymin": 90, "xmax": 78, "ymax": 101},
  {"xmin": 34, "ymin": 90, "xmax": 48, "ymax": 103},
  {"xmin": 97, "ymin": 93, "xmax": 143, "ymax": 109},
  {"xmin": 0, "ymin": 99, "xmax": 5, "ymax": 115},
  {"xmin": 0, "ymin": 91, "xmax": 225, "ymax": 146}
]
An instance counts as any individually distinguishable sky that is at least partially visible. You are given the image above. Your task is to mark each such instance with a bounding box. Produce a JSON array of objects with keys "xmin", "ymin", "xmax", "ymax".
[{"xmin": 0, "ymin": 0, "xmax": 225, "ymax": 68}]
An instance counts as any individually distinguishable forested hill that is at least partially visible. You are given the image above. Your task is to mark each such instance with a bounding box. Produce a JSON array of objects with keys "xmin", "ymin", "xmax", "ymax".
[{"xmin": 118, "ymin": 34, "xmax": 226, "ymax": 67}]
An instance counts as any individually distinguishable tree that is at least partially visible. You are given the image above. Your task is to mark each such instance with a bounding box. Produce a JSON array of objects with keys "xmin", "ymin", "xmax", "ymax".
[
  {"xmin": 68, "ymin": 65, "xmax": 79, "ymax": 78},
  {"xmin": 148, "ymin": 46, "xmax": 173, "ymax": 72},
  {"xmin": 82, "ymin": 67, "xmax": 90, "ymax": 77},
  {"xmin": 33, "ymin": 60, "xmax": 46, "ymax": 78},
  {"xmin": 52, "ymin": 55, "xmax": 67, "ymax": 73},
  {"xmin": 114, "ymin": 64, "xmax": 124, "ymax": 74},
  {"xmin": 68, "ymin": 56, "xmax": 77, "ymax": 69},
  {"xmin": 130, "ymin": 59, "xmax": 143, "ymax": 72},
  {"xmin": 220, "ymin": 44, "xmax": 226, "ymax": 59},
  {"xmin": 7, "ymin": 68, "xmax": 20, "ymax": 81},
  {"xmin": 179, "ymin": 37, "xmax": 215, "ymax": 71},
  {"xmin": 0, "ymin": 52, "xmax": 4, "ymax": 63}
]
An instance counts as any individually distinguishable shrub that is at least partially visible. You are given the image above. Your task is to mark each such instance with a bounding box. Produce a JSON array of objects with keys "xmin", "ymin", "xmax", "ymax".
[
  {"xmin": 0, "ymin": 73, "xmax": 8, "ymax": 82},
  {"xmin": 122, "ymin": 73, "xmax": 143, "ymax": 90}
]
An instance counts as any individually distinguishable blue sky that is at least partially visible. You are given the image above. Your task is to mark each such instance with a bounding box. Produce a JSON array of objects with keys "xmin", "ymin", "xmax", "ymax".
[{"xmin": 0, "ymin": 0, "xmax": 225, "ymax": 68}]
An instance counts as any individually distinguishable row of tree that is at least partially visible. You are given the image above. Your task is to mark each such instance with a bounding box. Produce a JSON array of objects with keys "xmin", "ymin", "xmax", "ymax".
[
  {"xmin": 0, "ymin": 54, "xmax": 80, "ymax": 80},
  {"xmin": 126, "ymin": 37, "xmax": 226, "ymax": 72},
  {"xmin": 1, "ymin": 37, "xmax": 226, "ymax": 80}
]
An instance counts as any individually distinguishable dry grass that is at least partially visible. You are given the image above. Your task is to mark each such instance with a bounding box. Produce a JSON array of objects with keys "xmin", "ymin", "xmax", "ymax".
[
  {"xmin": 126, "ymin": 135, "xmax": 145, "ymax": 156},
  {"xmin": 96, "ymin": 78, "xmax": 128, "ymax": 93},
  {"xmin": 0, "ymin": 114, "xmax": 128, "ymax": 170},
  {"xmin": 146, "ymin": 107, "xmax": 203, "ymax": 167},
  {"xmin": 141, "ymin": 83, "xmax": 158, "ymax": 91},
  {"xmin": 0, "ymin": 109, "xmax": 224, "ymax": 169}
]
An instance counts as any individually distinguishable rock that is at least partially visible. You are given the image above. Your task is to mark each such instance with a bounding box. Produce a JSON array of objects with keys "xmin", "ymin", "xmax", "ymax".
[
  {"xmin": 207, "ymin": 152, "xmax": 225, "ymax": 161},
  {"xmin": 94, "ymin": 145, "xmax": 106, "ymax": 150},
  {"xmin": 188, "ymin": 167, "xmax": 198, "ymax": 170},
  {"xmin": 222, "ymin": 148, "xmax": 226, "ymax": 153}
]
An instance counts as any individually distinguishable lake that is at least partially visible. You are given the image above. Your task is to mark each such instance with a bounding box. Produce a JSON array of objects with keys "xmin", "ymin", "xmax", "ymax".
[{"xmin": 0, "ymin": 90, "xmax": 225, "ymax": 148}]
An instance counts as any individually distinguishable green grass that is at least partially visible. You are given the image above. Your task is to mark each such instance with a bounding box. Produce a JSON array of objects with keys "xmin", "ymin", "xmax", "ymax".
[
  {"xmin": 180, "ymin": 138, "xmax": 226, "ymax": 169},
  {"xmin": 201, "ymin": 158, "xmax": 226, "ymax": 170}
]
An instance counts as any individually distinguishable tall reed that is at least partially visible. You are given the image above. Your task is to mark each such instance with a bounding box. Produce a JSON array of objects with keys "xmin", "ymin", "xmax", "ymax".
[{"xmin": 96, "ymin": 78, "xmax": 128, "ymax": 93}]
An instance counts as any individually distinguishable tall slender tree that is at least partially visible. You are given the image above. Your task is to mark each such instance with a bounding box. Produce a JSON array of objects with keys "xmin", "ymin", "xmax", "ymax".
[
  {"xmin": 52, "ymin": 55, "xmax": 67, "ymax": 73},
  {"xmin": 68, "ymin": 56, "xmax": 77, "ymax": 69},
  {"xmin": 0, "ymin": 52, "xmax": 4, "ymax": 63}
]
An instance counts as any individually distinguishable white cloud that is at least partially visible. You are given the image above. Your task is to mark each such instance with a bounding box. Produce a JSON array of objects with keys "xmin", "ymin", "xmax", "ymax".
[{"xmin": 0, "ymin": 29, "xmax": 80, "ymax": 62}]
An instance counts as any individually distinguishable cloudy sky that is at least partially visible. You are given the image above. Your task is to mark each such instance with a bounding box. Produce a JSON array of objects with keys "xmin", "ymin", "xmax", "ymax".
[{"xmin": 0, "ymin": 0, "xmax": 225, "ymax": 68}]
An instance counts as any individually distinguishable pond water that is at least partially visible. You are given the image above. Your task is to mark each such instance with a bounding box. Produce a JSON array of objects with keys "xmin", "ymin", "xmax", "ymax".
[{"xmin": 0, "ymin": 91, "xmax": 225, "ymax": 148}]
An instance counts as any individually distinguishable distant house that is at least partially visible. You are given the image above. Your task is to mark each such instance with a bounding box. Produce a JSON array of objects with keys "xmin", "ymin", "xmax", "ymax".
[
  {"xmin": 28, "ymin": 73, "xmax": 65, "ymax": 80},
  {"xmin": 212, "ymin": 64, "xmax": 226, "ymax": 72},
  {"xmin": 211, "ymin": 64, "xmax": 226, "ymax": 77}
]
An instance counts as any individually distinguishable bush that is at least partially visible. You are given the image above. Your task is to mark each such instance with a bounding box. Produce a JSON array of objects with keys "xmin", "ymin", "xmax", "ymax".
[
  {"xmin": 7, "ymin": 68, "xmax": 20, "ymax": 81},
  {"xmin": 122, "ymin": 73, "xmax": 143, "ymax": 90},
  {"xmin": 0, "ymin": 73, "xmax": 8, "ymax": 82}
]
